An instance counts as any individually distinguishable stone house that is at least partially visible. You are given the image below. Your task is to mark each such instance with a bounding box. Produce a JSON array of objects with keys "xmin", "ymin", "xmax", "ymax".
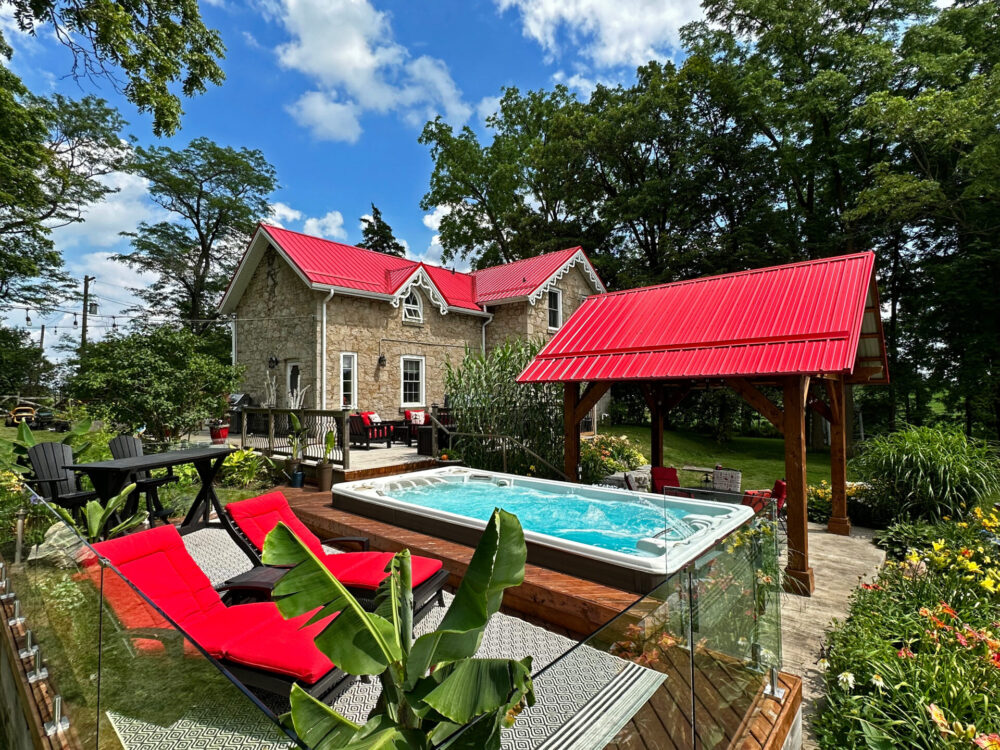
[{"xmin": 219, "ymin": 223, "xmax": 607, "ymax": 420}]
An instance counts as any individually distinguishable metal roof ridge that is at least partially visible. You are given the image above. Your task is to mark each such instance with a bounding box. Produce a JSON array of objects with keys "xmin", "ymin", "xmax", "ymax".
[{"xmin": 595, "ymin": 251, "xmax": 875, "ymax": 299}]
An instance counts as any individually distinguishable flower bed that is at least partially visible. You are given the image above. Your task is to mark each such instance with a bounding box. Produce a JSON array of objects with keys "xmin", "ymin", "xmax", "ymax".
[{"xmin": 814, "ymin": 506, "xmax": 1000, "ymax": 748}]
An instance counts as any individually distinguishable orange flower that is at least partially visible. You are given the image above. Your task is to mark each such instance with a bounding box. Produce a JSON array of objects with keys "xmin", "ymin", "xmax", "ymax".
[{"xmin": 939, "ymin": 602, "xmax": 958, "ymax": 618}]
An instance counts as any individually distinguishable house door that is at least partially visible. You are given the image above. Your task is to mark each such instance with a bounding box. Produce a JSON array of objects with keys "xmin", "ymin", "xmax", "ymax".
[{"xmin": 286, "ymin": 361, "xmax": 301, "ymax": 407}]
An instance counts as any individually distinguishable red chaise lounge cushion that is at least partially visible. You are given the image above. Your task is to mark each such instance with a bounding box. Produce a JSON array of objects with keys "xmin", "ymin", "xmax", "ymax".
[
  {"xmin": 94, "ymin": 524, "xmax": 335, "ymax": 684},
  {"xmin": 226, "ymin": 491, "xmax": 444, "ymax": 590}
]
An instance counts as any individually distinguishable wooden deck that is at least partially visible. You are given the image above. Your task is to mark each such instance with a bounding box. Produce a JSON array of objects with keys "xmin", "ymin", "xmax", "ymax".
[{"xmin": 334, "ymin": 444, "xmax": 438, "ymax": 483}]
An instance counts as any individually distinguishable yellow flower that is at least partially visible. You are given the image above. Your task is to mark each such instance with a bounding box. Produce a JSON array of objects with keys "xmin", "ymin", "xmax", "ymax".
[
  {"xmin": 981, "ymin": 578, "xmax": 997, "ymax": 593},
  {"xmin": 932, "ymin": 539, "xmax": 946, "ymax": 553}
]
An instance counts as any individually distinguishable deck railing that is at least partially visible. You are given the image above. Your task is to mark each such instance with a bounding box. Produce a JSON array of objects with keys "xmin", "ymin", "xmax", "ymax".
[{"xmin": 240, "ymin": 407, "xmax": 350, "ymax": 470}]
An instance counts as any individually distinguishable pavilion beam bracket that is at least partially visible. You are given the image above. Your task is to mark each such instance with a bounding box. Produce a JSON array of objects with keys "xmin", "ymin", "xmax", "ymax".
[
  {"xmin": 573, "ymin": 381, "xmax": 612, "ymax": 424},
  {"xmin": 724, "ymin": 378, "xmax": 784, "ymax": 434}
]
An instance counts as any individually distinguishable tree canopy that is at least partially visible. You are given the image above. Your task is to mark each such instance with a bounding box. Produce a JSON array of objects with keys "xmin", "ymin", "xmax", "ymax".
[
  {"xmin": 69, "ymin": 324, "xmax": 240, "ymax": 442},
  {"xmin": 1, "ymin": 0, "xmax": 224, "ymax": 136},
  {"xmin": 116, "ymin": 137, "xmax": 277, "ymax": 333},
  {"xmin": 421, "ymin": 0, "xmax": 1000, "ymax": 439},
  {"xmin": 357, "ymin": 204, "xmax": 406, "ymax": 256}
]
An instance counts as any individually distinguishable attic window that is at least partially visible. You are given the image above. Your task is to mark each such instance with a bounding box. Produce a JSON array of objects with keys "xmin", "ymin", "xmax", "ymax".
[{"xmin": 403, "ymin": 291, "xmax": 423, "ymax": 323}]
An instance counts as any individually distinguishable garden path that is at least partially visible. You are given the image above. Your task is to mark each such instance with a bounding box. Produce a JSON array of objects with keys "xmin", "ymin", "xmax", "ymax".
[{"xmin": 781, "ymin": 522, "xmax": 885, "ymax": 749}]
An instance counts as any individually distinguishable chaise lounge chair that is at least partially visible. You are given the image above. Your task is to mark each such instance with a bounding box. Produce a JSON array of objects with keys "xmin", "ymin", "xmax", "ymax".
[
  {"xmin": 224, "ymin": 491, "xmax": 449, "ymax": 621},
  {"xmin": 93, "ymin": 524, "xmax": 353, "ymax": 701}
]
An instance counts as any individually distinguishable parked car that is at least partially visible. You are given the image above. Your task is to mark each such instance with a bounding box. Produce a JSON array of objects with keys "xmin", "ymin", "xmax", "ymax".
[{"xmin": 5, "ymin": 406, "xmax": 36, "ymax": 427}]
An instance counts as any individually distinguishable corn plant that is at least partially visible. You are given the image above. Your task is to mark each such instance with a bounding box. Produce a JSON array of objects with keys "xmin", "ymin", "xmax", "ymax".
[{"xmin": 444, "ymin": 338, "xmax": 563, "ymax": 477}]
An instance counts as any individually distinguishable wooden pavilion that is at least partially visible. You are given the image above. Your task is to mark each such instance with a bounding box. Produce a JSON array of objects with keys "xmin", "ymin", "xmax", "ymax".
[{"xmin": 517, "ymin": 251, "xmax": 889, "ymax": 595}]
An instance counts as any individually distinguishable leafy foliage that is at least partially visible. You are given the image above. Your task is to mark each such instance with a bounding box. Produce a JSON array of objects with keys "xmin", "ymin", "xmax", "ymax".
[
  {"xmin": 69, "ymin": 325, "xmax": 241, "ymax": 443},
  {"xmin": 0, "ymin": 59, "xmax": 129, "ymax": 308},
  {"xmin": 0, "ymin": 326, "xmax": 52, "ymax": 393},
  {"xmin": 580, "ymin": 434, "xmax": 646, "ymax": 484},
  {"xmin": 263, "ymin": 508, "xmax": 534, "ymax": 749},
  {"xmin": 218, "ymin": 448, "xmax": 275, "ymax": 489},
  {"xmin": 850, "ymin": 426, "xmax": 1000, "ymax": 521},
  {"xmin": 814, "ymin": 509, "xmax": 1000, "ymax": 748},
  {"xmin": 1, "ymin": 0, "xmax": 224, "ymax": 136},
  {"xmin": 117, "ymin": 138, "xmax": 277, "ymax": 332},
  {"xmin": 357, "ymin": 204, "xmax": 406, "ymax": 257},
  {"xmin": 444, "ymin": 339, "xmax": 562, "ymax": 477},
  {"xmin": 52, "ymin": 482, "xmax": 146, "ymax": 542}
]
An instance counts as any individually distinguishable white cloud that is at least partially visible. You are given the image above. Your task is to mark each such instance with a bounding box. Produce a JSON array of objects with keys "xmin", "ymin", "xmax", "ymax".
[
  {"xmin": 476, "ymin": 95, "xmax": 501, "ymax": 124},
  {"xmin": 495, "ymin": 0, "xmax": 701, "ymax": 68},
  {"xmin": 551, "ymin": 69, "xmax": 612, "ymax": 95},
  {"xmin": 286, "ymin": 91, "xmax": 363, "ymax": 144},
  {"xmin": 303, "ymin": 210, "xmax": 347, "ymax": 239},
  {"xmin": 50, "ymin": 171, "xmax": 162, "ymax": 249},
  {"xmin": 242, "ymin": 31, "xmax": 263, "ymax": 49},
  {"xmin": 359, "ymin": 213, "xmax": 373, "ymax": 230},
  {"xmin": 273, "ymin": 0, "xmax": 470, "ymax": 141},
  {"xmin": 267, "ymin": 201, "xmax": 303, "ymax": 227},
  {"xmin": 422, "ymin": 204, "xmax": 450, "ymax": 232}
]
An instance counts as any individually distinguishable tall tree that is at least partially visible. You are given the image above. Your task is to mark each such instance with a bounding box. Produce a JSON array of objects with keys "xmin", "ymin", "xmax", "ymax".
[
  {"xmin": 0, "ymin": 326, "xmax": 52, "ymax": 395},
  {"xmin": 116, "ymin": 137, "xmax": 277, "ymax": 333},
  {"xmin": 0, "ymin": 48, "xmax": 129, "ymax": 309},
  {"xmin": 357, "ymin": 204, "xmax": 406, "ymax": 256},
  {"xmin": 1, "ymin": 0, "xmax": 224, "ymax": 135}
]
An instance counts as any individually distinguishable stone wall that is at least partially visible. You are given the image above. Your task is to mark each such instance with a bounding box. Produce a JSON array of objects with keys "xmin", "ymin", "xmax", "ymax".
[
  {"xmin": 323, "ymin": 285, "xmax": 483, "ymax": 416},
  {"xmin": 233, "ymin": 247, "xmax": 321, "ymax": 407},
  {"xmin": 485, "ymin": 263, "xmax": 600, "ymax": 349}
]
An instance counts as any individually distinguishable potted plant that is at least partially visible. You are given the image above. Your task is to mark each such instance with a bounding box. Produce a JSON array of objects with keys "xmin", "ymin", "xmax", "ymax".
[
  {"xmin": 316, "ymin": 429, "xmax": 337, "ymax": 492},
  {"xmin": 437, "ymin": 447, "xmax": 462, "ymax": 466},
  {"xmin": 208, "ymin": 417, "xmax": 229, "ymax": 444}
]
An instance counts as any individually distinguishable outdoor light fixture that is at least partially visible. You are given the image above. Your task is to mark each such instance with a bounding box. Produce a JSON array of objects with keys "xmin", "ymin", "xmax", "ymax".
[
  {"xmin": 267, "ymin": 356, "xmax": 279, "ymax": 369},
  {"xmin": 378, "ymin": 354, "xmax": 387, "ymax": 367}
]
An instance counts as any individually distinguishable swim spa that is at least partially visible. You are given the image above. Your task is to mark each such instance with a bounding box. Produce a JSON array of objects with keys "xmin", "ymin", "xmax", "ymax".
[{"xmin": 331, "ymin": 467, "xmax": 754, "ymax": 592}]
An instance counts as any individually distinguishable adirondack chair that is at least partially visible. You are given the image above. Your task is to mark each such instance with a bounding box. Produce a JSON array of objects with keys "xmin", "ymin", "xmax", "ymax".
[
  {"xmin": 109, "ymin": 435, "xmax": 175, "ymax": 524},
  {"xmin": 26, "ymin": 442, "xmax": 97, "ymax": 518}
]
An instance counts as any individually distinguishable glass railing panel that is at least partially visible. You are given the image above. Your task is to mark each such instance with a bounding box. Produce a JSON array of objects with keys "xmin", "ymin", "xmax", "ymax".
[
  {"xmin": 687, "ymin": 499, "xmax": 782, "ymax": 749},
  {"xmin": 0, "ymin": 494, "xmax": 103, "ymax": 747},
  {"xmin": 95, "ymin": 557, "xmax": 299, "ymax": 750}
]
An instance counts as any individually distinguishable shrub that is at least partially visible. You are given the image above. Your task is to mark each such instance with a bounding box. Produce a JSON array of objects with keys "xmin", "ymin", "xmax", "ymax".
[
  {"xmin": 813, "ymin": 507, "xmax": 1000, "ymax": 748},
  {"xmin": 850, "ymin": 426, "xmax": 1000, "ymax": 521},
  {"xmin": 580, "ymin": 434, "xmax": 646, "ymax": 484},
  {"xmin": 445, "ymin": 339, "xmax": 563, "ymax": 477},
  {"xmin": 806, "ymin": 480, "xmax": 894, "ymax": 528},
  {"xmin": 219, "ymin": 449, "xmax": 274, "ymax": 489}
]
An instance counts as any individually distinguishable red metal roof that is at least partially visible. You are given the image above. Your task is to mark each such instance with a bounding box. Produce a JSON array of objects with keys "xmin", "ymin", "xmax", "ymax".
[
  {"xmin": 249, "ymin": 224, "xmax": 600, "ymax": 313},
  {"xmin": 518, "ymin": 252, "xmax": 886, "ymax": 383},
  {"xmin": 471, "ymin": 247, "xmax": 583, "ymax": 303}
]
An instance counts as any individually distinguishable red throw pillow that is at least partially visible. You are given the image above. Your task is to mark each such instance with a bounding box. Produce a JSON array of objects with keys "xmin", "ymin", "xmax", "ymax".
[
  {"xmin": 404, "ymin": 410, "xmax": 412, "ymax": 421},
  {"xmin": 361, "ymin": 411, "xmax": 374, "ymax": 426}
]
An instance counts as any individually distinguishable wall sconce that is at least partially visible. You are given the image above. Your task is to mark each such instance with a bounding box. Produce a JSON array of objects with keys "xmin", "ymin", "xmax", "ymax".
[
  {"xmin": 377, "ymin": 354, "xmax": 387, "ymax": 368},
  {"xmin": 267, "ymin": 356, "xmax": 279, "ymax": 369}
]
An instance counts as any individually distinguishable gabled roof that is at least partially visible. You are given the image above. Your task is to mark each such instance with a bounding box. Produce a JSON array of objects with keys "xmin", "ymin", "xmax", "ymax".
[
  {"xmin": 517, "ymin": 252, "xmax": 889, "ymax": 384},
  {"xmin": 219, "ymin": 223, "xmax": 605, "ymax": 315},
  {"xmin": 472, "ymin": 247, "xmax": 605, "ymax": 303}
]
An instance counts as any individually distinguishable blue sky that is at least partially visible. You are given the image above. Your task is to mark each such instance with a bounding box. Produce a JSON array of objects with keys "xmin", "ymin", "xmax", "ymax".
[{"xmin": 1, "ymin": 0, "xmax": 701, "ymax": 352}]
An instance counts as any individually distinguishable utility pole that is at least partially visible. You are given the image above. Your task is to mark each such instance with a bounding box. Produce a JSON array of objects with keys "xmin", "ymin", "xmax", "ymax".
[{"xmin": 81, "ymin": 275, "xmax": 95, "ymax": 349}]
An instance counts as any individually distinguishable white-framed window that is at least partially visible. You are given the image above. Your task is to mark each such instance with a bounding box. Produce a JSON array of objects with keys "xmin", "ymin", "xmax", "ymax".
[
  {"xmin": 286, "ymin": 361, "xmax": 301, "ymax": 406},
  {"xmin": 547, "ymin": 288, "xmax": 562, "ymax": 330},
  {"xmin": 403, "ymin": 291, "xmax": 423, "ymax": 323},
  {"xmin": 400, "ymin": 356, "xmax": 425, "ymax": 407},
  {"xmin": 340, "ymin": 352, "xmax": 357, "ymax": 409}
]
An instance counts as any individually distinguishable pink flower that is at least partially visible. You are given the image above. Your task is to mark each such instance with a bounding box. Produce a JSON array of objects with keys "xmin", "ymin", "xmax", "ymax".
[
  {"xmin": 897, "ymin": 647, "xmax": 915, "ymax": 659},
  {"xmin": 974, "ymin": 734, "xmax": 1000, "ymax": 749}
]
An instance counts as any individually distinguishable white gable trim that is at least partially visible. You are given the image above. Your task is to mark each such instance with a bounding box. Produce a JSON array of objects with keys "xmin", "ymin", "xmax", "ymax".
[
  {"xmin": 526, "ymin": 249, "xmax": 607, "ymax": 306},
  {"xmin": 389, "ymin": 267, "xmax": 450, "ymax": 316}
]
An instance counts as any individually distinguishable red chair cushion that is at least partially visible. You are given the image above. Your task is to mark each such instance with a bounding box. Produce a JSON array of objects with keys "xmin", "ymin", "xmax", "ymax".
[
  {"xmin": 226, "ymin": 491, "xmax": 326, "ymax": 558},
  {"xmin": 360, "ymin": 411, "xmax": 375, "ymax": 426},
  {"xmin": 222, "ymin": 608, "xmax": 337, "ymax": 684},
  {"xmin": 94, "ymin": 524, "xmax": 225, "ymax": 631},
  {"xmin": 770, "ymin": 480, "xmax": 787, "ymax": 512},
  {"xmin": 741, "ymin": 490, "xmax": 770, "ymax": 514},
  {"xmin": 321, "ymin": 551, "xmax": 443, "ymax": 590},
  {"xmin": 651, "ymin": 467, "xmax": 680, "ymax": 493}
]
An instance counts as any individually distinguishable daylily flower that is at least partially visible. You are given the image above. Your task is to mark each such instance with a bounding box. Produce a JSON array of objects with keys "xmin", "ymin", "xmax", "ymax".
[
  {"xmin": 974, "ymin": 734, "xmax": 1000, "ymax": 750},
  {"xmin": 927, "ymin": 704, "xmax": 953, "ymax": 736},
  {"xmin": 897, "ymin": 647, "xmax": 915, "ymax": 659}
]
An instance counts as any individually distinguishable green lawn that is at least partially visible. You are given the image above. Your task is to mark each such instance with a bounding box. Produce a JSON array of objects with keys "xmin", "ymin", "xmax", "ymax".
[
  {"xmin": 0, "ymin": 425, "xmax": 68, "ymax": 443},
  {"xmin": 605, "ymin": 424, "xmax": 836, "ymax": 491}
]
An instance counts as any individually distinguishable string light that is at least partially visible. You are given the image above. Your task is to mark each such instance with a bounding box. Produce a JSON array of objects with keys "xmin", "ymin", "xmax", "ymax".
[
  {"xmin": 73, "ymin": 313, "xmax": 78, "ymax": 327},
  {"xmin": 25, "ymin": 309, "xmax": 30, "ymax": 326}
]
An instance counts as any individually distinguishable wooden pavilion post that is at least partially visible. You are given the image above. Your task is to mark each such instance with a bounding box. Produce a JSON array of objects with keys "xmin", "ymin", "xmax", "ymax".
[
  {"xmin": 564, "ymin": 383, "xmax": 580, "ymax": 482},
  {"xmin": 825, "ymin": 378, "xmax": 851, "ymax": 536},
  {"xmin": 783, "ymin": 375, "xmax": 815, "ymax": 595},
  {"xmin": 650, "ymin": 389, "xmax": 664, "ymax": 468}
]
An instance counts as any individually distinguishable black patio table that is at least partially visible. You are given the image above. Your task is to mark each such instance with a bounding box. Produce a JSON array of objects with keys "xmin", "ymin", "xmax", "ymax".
[{"xmin": 68, "ymin": 445, "xmax": 234, "ymax": 528}]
